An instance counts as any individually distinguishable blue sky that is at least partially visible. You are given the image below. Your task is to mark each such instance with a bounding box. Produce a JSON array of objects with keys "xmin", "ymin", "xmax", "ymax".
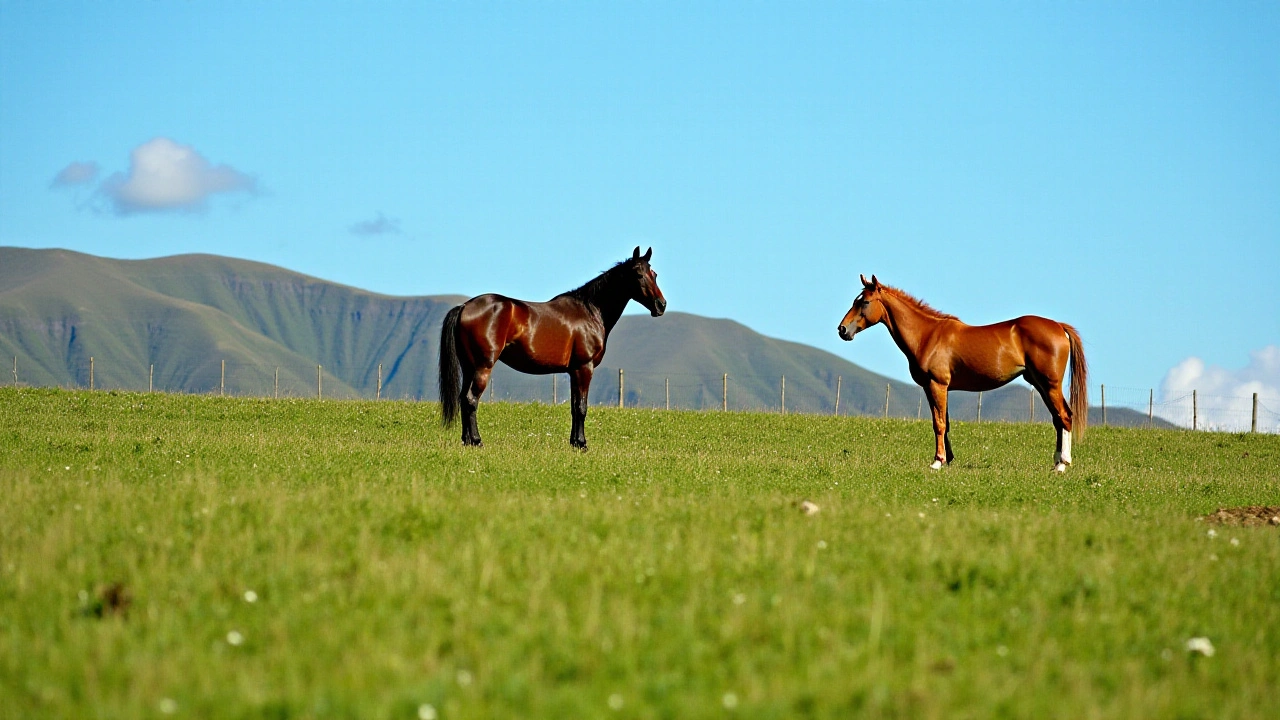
[{"xmin": 2, "ymin": 1, "xmax": 1277, "ymax": 409}]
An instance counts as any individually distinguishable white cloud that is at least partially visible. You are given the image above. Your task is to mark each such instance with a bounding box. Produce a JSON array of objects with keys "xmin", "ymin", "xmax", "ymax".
[
  {"xmin": 349, "ymin": 212, "xmax": 402, "ymax": 236},
  {"xmin": 97, "ymin": 137, "xmax": 256, "ymax": 214},
  {"xmin": 1160, "ymin": 346, "xmax": 1280, "ymax": 432},
  {"xmin": 50, "ymin": 161, "xmax": 100, "ymax": 188}
]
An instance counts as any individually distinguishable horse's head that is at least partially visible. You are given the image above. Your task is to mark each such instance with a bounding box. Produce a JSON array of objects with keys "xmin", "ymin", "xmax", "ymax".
[
  {"xmin": 838, "ymin": 274, "xmax": 886, "ymax": 340},
  {"xmin": 626, "ymin": 246, "xmax": 667, "ymax": 317}
]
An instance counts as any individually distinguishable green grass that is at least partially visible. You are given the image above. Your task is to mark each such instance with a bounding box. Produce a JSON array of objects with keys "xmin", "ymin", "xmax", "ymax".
[{"xmin": 1, "ymin": 387, "xmax": 1277, "ymax": 719}]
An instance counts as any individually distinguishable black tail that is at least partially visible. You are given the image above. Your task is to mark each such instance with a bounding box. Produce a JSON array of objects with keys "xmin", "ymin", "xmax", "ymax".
[{"xmin": 438, "ymin": 305, "xmax": 463, "ymax": 426}]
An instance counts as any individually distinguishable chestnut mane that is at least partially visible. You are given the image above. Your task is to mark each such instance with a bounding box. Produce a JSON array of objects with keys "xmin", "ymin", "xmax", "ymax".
[{"xmin": 880, "ymin": 284, "xmax": 957, "ymax": 321}]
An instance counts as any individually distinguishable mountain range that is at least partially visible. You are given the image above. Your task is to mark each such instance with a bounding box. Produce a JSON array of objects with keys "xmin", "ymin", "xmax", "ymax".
[{"xmin": 0, "ymin": 247, "xmax": 1167, "ymax": 427}]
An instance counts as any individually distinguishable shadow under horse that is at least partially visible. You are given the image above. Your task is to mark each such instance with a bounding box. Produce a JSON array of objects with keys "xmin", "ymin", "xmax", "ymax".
[
  {"xmin": 439, "ymin": 247, "xmax": 667, "ymax": 449},
  {"xmin": 838, "ymin": 274, "xmax": 1087, "ymax": 472}
]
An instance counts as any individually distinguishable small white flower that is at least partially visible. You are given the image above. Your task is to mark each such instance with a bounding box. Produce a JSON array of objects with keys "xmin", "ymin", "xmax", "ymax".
[
  {"xmin": 244, "ymin": 590, "xmax": 258, "ymax": 603},
  {"xmin": 722, "ymin": 692, "xmax": 739, "ymax": 709},
  {"xmin": 996, "ymin": 645, "xmax": 1009, "ymax": 657},
  {"xmin": 226, "ymin": 630, "xmax": 244, "ymax": 646},
  {"xmin": 418, "ymin": 704, "xmax": 437, "ymax": 720},
  {"xmin": 1186, "ymin": 637, "xmax": 1215, "ymax": 657},
  {"xmin": 733, "ymin": 593, "xmax": 746, "ymax": 605},
  {"xmin": 1230, "ymin": 538, "xmax": 1239, "ymax": 547},
  {"xmin": 159, "ymin": 698, "xmax": 178, "ymax": 714},
  {"xmin": 1207, "ymin": 529, "xmax": 1217, "ymax": 538},
  {"xmin": 608, "ymin": 693, "xmax": 624, "ymax": 710},
  {"xmin": 456, "ymin": 669, "xmax": 473, "ymax": 686},
  {"xmin": 816, "ymin": 540, "xmax": 827, "ymax": 549}
]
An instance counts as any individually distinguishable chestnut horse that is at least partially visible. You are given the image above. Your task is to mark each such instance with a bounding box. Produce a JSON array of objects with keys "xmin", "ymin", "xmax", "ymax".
[
  {"xmin": 439, "ymin": 247, "xmax": 667, "ymax": 448},
  {"xmin": 838, "ymin": 275, "xmax": 1087, "ymax": 472}
]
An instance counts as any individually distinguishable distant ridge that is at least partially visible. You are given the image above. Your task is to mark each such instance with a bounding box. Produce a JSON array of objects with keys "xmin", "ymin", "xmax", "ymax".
[{"xmin": 0, "ymin": 247, "xmax": 1168, "ymax": 427}]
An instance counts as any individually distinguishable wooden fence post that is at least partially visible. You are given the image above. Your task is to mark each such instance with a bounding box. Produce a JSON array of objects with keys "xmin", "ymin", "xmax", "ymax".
[
  {"xmin": 318, "ymin": 365, "xmax": 323, "ymax": 399},
  {"xmin": 12, "ymin": 356, "xmax": 17, "ymax": 386},
  {"xmin": 1101, "ymin": 384, "xmax": 1107, "ymax": 426},
  {"xmin": 90, "ymin": 357, "xmax": 94, "ymax": 391},
  {"xmin": 884, "ymin": 383, "xmax": 890, "ymax": 418},
  {"xmin": 1029, "ymin": 388, "xmax": 1035, "ymax": 423},
  {"xmin": 665, "ymin": 378, "xmax": 670, "ymax": 411},
  {"xmin": 1148, "ymin": 389, "xmax": 1153, "ymax": 426},
  {"xmin": 1252, "ymin": 393, "xmax": 1258, "ymax": 433},
  {"xmin": 274, "ymin": 367, "xmax": 279, "ymax": 399},
  {"xmin": 377, "ymin": 363, "xmax": 383, "ymax": 401},
  {"xmin": 781, "ymin": 375, "xmax": 786, "ymax": 415},
  {"xmin": 553, "ymin": 374, "xmax": 558, "ymax": 405},
  {"xmin": 722, "ymin": 373, "xmax": 728, "ymax": 412},
  {"xmin": 834, "ymin": 375, "xmax": 841, "ymax": 416},
  {"xmin": 618, "ymin": 369, "xmax": 624, "ymax": 408},
  {"xmin": 221, "ymin": 359, "xmax": 226, "ymax": 397},
  {"xmin": 149, "ymin": 364, "xmax": 154, "ymax": 393},
  {"xmin": 1193, "ymin": 389, "xmax": 1198, "ymax": 430},
  {"xmin": 976, "ymin": 391, "xmax": 982, "ymax": 423}
]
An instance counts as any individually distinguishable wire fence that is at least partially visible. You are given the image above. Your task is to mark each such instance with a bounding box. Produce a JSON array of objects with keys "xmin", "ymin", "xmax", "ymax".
[{"xmin": 8, "ymin": 355, "xmax": 1279, "ymax": 434}]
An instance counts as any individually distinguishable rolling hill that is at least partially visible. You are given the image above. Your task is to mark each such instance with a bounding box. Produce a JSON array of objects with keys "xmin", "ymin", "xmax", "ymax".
[{"xmin": 0, "ymin": 247, "xmax": 1167, "ymax": 427}]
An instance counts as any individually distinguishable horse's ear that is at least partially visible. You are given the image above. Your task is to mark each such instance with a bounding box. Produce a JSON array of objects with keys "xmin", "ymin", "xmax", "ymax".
[
  {"xmin": 860, "ymin": 274, "xmax": 871, "ymax": 288},
  {"xmin": 632, "ymin": 246, "xmax": 641, "ymax": 259},
  {"xmin": 871, "ymin": 274, "xmax": 881, "ymax": 288},
  {"xmin": 642, "ymin": 247, "xmax": 652, "ymax": 262}
]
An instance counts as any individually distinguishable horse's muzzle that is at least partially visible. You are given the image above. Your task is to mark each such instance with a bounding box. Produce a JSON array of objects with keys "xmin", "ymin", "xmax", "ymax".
[
  {"xmin": 838, "ymin": 324, "xmax": 854, "ymax": 341},
  {"xmin": 652, "ymin": 299, "xmax": 667, "ymax": 317}
]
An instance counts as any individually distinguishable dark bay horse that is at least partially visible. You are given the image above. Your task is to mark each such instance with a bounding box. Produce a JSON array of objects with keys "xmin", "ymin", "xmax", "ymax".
[
  {"xmin": 439, "ymin": 247, "xmax": 667, "ymax": 448},
  {"xmin": 838, "ymin": 275, "xmax": 1087, "ymax": 472}
]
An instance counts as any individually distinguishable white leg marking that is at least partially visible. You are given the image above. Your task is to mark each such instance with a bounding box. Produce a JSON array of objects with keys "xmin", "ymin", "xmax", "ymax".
[
  {"xmin": 1061, "ymin": 431, "xmax": 1072, "ymax": 465},
  {"xmin": 929, "ymin": 459, "xmax": 943, "ymax": 471},
  {"xmin": 1054, "ymin": 462, "xmax": 1067, "ymax": 473}
]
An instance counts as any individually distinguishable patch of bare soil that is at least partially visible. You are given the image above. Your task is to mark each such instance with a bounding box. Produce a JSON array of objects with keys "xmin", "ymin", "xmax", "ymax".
[{"xmin": 1203, "ymin": 506, "xmax": 1280, "ymax": 527}]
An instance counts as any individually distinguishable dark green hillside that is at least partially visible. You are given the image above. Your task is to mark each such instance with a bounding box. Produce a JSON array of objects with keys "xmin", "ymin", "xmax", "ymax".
[
  {"xmin": 0, "ymin": 247, "xmax": 460, "ymax": 399},
  {"xmin": 0, "ymin": 247, "xmax": 1163, "ymax": 426}
]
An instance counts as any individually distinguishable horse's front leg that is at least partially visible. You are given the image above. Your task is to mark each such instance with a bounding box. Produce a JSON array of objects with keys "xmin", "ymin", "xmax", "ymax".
[
  {"xmin": 925, "ymin": 382, "xmax": 950, "ymax": 470},
  {"xmin": 568, "ymin": 364, "xmax": 594, "ymax": 450},
  {"xmin": 944, "ymin": 408, "xmax": 955, "ymax": 465}
]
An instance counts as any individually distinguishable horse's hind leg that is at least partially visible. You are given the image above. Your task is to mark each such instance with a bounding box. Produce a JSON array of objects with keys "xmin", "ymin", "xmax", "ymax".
[
  {"xmin": 1030, "ymin": 373, "xmax": 1073, "ymax": 472},
  {"xmin": 460, "ymin": 362, "xmax": 492, "ymax": 447}
]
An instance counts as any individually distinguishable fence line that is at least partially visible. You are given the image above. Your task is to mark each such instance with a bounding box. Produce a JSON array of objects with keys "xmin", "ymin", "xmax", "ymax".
[{"xmin": 8, "ymin": 354, "xmax": 1279, "ymax": 434}]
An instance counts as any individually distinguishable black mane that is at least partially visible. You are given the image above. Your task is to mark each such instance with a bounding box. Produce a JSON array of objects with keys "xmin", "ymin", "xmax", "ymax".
[{"xmin": 559, "ymin": 260, "xmax": 635, "ymax": 306}]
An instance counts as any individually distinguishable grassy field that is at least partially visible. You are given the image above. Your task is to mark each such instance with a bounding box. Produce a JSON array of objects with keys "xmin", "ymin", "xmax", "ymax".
[{"xmin": 1, "ymin": 387, "xmax": 1277, "ymax": 719}]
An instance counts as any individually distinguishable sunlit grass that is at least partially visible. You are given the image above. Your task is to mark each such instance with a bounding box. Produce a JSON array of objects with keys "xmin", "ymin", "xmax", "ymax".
[{"xmin": 1, "ymin": 387, "xmax": 1277, "ymax": 718}]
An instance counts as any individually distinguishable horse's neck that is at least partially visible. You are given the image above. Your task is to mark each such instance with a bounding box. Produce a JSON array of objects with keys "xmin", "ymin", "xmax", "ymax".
[
  {"xmin": 582, "ymin": 274, "xmax": 630, "ymax": 333},
  {"xmin": 595, "ymin": 291, "xmax": 629, "ymax": 333},
  {"xmin": 881, "ymin": 295, "xmax": 942, "ymax": 363}
]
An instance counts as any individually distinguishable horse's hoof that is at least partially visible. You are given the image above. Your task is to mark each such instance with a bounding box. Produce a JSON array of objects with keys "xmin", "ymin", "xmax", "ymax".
[
  {"xmin": 1054, "ymin": 462, "xmax": 1067, "ymax": 473},
  {"xmin": 929, "ymin": 460, "xmax": 943, "ymax": 471}
]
